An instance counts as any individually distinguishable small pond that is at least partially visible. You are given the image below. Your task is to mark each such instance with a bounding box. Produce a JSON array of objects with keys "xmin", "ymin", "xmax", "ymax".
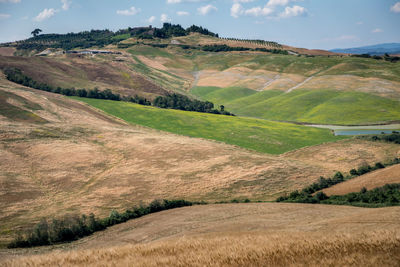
[{"xmin": 306, "ymin": 124, "xmax": 400, "ymax": 136}]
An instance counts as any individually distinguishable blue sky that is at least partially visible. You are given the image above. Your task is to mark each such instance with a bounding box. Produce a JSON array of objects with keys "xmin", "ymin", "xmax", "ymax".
[{"xmin": 0, "ymin": 0, "xmax": 399, "ymax": 49}]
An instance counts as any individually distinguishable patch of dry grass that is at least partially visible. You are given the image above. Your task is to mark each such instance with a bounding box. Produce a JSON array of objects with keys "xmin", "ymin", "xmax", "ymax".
[
  {"xmin": 4, "ymin": 232, "xmax": 400, "ymax": 267},
  {"xmin": 322, "ymin": 164, "xmax": 400, "ymax": 196},
  {"xmin": 1, "ymin": 80, "xmax": 399, "ymax": 248},
  {"xmin": 2, "ymin": 201, "xmax": 400, "ymax": 266}
]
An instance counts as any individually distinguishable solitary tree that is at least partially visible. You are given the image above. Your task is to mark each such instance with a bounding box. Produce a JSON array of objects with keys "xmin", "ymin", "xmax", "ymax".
[{"xmin": 31, "ymin": 28, "xmax": 42, "ymax": 37}]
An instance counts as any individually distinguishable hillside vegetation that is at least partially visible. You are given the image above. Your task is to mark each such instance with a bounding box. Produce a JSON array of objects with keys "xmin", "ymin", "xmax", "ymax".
[
  {"xmin": 72, "ymin": 97, "xmax": 346, "ymax": 154},
  {"xmin": 2, "ymin": 30, "xmax": 400, "ymax": 125},
  {"xmin": 193, "ymin": 86, "xmax": 400, "ymax": 124}
]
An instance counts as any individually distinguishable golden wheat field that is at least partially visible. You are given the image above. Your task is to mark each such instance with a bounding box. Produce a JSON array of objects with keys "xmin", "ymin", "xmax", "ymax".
[
  {"xmin": 2, "ymin": 203, "xmax": 400, "ymax": 266},
  {"xmin": 322, "ymin": 164, "xmax": 400, "ymax": 196},
  {"xmin": 4, "ymin": 232, "xmax": 400, "ymax": 267}
]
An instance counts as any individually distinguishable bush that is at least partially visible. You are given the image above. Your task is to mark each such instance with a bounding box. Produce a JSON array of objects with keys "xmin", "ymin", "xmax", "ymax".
[{"xmin": 153, "ymin": 93, "xmax": 234, "ymax": 116}]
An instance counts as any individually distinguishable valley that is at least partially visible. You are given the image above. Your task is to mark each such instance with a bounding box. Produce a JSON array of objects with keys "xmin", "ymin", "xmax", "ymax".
[{"xmin": 0, "ymin": 20, "xmax": 399, "ymax": 266}]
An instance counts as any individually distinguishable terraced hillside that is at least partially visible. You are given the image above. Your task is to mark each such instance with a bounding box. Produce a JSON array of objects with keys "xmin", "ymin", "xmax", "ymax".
[{"xmin": 1, "ymin": 77, "xmax": 399, "ymax": 247}]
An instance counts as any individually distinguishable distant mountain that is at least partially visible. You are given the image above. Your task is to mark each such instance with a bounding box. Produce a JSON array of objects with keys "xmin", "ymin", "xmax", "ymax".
[{"xmin": 330, "ymin": 43, "xmax": 400, "ymax": 55}]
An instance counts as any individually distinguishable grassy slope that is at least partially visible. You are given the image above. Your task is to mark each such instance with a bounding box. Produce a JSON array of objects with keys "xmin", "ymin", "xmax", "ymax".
[
  {"xmin": 192, "ymin": 87, "xmax": 400, "ymax": 125},
  {"xmin": 185, "ymin": 49, "xmax": 400, "ymax": 125},
  {"xmin": 72, "ymin": 97, "xmax": 346, "ymax": 154},
  {"xmin": 191, "ymin": 86, "xmax": 257, "ymax": 104}
]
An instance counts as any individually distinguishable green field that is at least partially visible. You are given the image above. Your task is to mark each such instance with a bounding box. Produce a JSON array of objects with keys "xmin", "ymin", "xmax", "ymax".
[
  {"xmin": 72, "ymin": 97, "xmax": 347, "ymax": 154},
  {"xmin": 191, "ymin": 87, "xmax": 400, "ymax": 125}
]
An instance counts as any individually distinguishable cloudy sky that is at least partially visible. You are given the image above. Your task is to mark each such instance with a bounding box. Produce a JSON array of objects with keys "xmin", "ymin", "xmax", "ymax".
[{"xmin": 0, "ymin": 0, "xmax": 399, "ymax": 49}]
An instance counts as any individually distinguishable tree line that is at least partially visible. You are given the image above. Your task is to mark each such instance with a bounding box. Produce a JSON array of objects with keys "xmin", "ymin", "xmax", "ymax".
[
  {"xmin": 351, "ymin": 53, "xmax": 400, "ymax": 63},
  {"xmin": 8, "ymin": 199, "xmax": 194, "ymax": 248},
  {"xmin": 3, "ymin": 67, "xmax": 233, "ymax": 115},
  {"xmin": 152, "ymin": 23, "xmax": 218, "ymax": 39},
  {"xmin": 8, "ymin": 24, "xmax": 218, "ymax": 52},
  {"xmin": 153, "ymin": 93, "xmax": 234, "ymax": 115},
  {"xmin": 277, "ymin": 157, "xmax": 400, "ymax": 205},
  {"xmin": 4, "ymin": 68, "xmax": 123, "ymax": 101}
]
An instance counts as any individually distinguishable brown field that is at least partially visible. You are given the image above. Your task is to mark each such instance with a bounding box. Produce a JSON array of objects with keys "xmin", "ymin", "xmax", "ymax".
[
  {"xmin": 300, "ymin": 74, "xmax": 400, "ymax": 98},
  {"xmin": 322, "ymin": 164, "xmax": 400, "ymax": 196},
  {"xmin": 282, "ymin": 45, "xmax": 341, "ymax": 56},
  {"xmin": 1, "ymin": 77, "xmax": 399, "ymax": 247},
  {"xmin": 0, "ymin": 54, "xmax": 168, "ymax": 99},
  {"xmin": 2, "ymin": 203, "xmax": 400, "ymax": 266},
  {"xmin": 195, "ymin": 67, "xmax": 305, "ymax": 91},
  {"xmin": 0, "ymin": 47, "xmax": 15, "ymax": 57},
  {"xmin": 173, "ymin": 33, "xmax": 340, "ymax": 56}
]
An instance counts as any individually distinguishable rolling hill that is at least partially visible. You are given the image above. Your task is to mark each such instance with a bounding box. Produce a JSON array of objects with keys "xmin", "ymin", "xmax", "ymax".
[
  {"xmin": 331, "ymin": 43, "xmax": 400, "ymax": 55},
  {"xmin": 2, "ymin": 203, "xmax": 400, "ymax": 266},
  {"xmin": 1, "ymin": 77, "xmax": 399, "ymax": 248},
  {"xmin": 192, "ymin": 86, "xmax": 400, "ymax": 125},
  {"xmin": 322, "ymin": 164, "xmax": 400, "ymax": 196},
  {"xmin": 2, "ymin": 29, "xmax": 400, "ymax": 125},
  {"xmin": 1, "ymin": 25, "xmax": 400, "ymax": 265}
]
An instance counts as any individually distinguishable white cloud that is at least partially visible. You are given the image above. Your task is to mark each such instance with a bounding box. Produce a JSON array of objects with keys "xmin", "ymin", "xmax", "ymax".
[
  {"xmin": 231, "ymin": 3, "xmax": 244, "ymax": 18},
  {"xmin": 160, "ymin": 13, "xmax": 171, "ymax": 23},
  {"xmin": 244, "ymin": 6, "xmax": 273, "ymax": 16},
  {"xmin": 177, "ymin": 11, "xmax": 190, "ymax": 16},
  {"xmin": 34, "ymin": 8, "xmax": 57, "ymax": 22},
  {"xmin": 372, "ymin": 28, "xmax": 383, "ymax": 33},
  {"xmin": 266, "ymin": 0, "xmax": 298, "ymax": 7},
  {"xmin": 356, "ymin": 21, "xmax": 363, "ymax": 25},
  {"xmin": 231, "ymin": 2, "xmax": 273, "ymax": 18},
  {"xmin": 0, "ymin": 13, "xmax": 11, "ymax": 19},
  {"xmin": 0, "ymin": 0, "xmax": 21, "ymax": 3},
  {"xmin": 198, "ymin": 4, "xmax": 217, "ymax": 15},
  {"xmin": 116, "ymin": 6, "xmax": 141, "ymax": 16},
  {"xmin": 279, "ymin": 5, "xmax": 307, "ymax": 18},
  {"xmin": 61, "ymin": 0, "xmax": 71, "ymax": 11},
  {"xmin": 147, "ymin": 15, "xmax": 156, "ymax": 23},
  {"xmin": 390, "ymin": 2, "xmax": 400, "ymax": 13}
]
